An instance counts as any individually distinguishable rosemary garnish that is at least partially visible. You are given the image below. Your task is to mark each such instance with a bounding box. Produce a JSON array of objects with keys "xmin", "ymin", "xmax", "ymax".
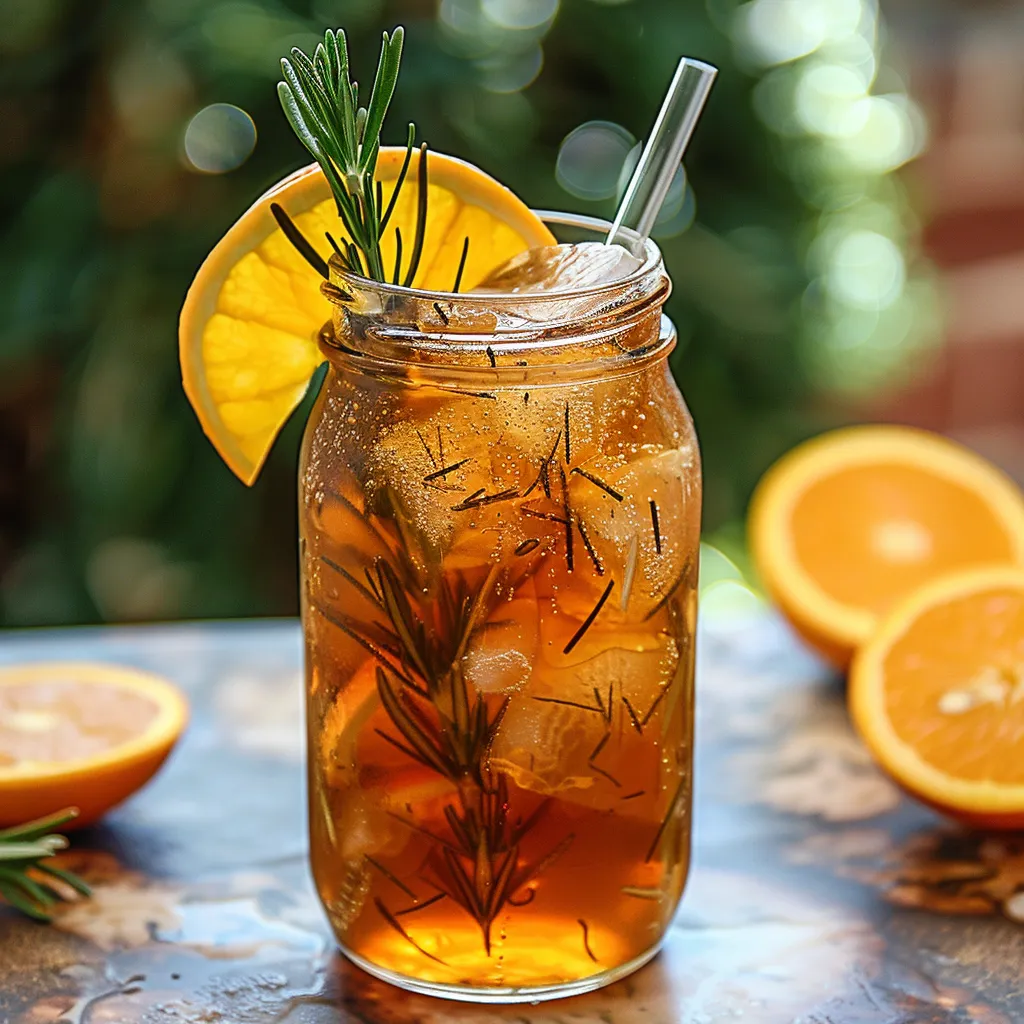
[
  {"xmin": 395, "ymin": 891, "xmax": 447, "ymax": 916},
  {"xmin": 375, "ymin": 897, "xmax": 447, "ymax": 964},
  {"xmin": 650, "ymin": 499, "xmax": 662, "ymax": 554},
  {"xmin": 559, "ymin": 465, "xmax": 574, "ymax": 572},
  {"xmin": 564, "ymin": 403, "xmax": 572, "ymax": 464},
  {"xmin": 403, "ymin": 145, "xmax": 430, "ymax": 286},
  {"xmin": 374, "ymin": 726, "xmax": 433, "ymax": 767},
  {"xmin": 523, "ymin": 428, "xmax": 563, "ymax": 499},
  {"xmin": 313, "ymin": 599, "xmax": 414, "ymax": 686},
  {"xmin": 423, "ymin": 457, "xmax": 469, "ymax": 482},
  {"xmin": 589, "ymin": 732, "xmax": 609, "ymax": 762},
  {"xmin": 486, "ymin": 345, "xmax": 497, "ymax": 368},
  {"xmin": 366, "ymin": 855, "xmax": 417, "ymax": 899},
  {"xmin": 0, "ymin": 809, "xmax": 91, "ymax": 921},
  {"xmin": 578, "ymin": 918, "xmax": 598, "ymax": 962},
  {"xmin": 621, "ymin": 790, "xmax": 645, "ymax": 801},
  {"xmin": 452, "ymin": 487, "xmax": 519, "ymax": 512},
  {"xmin": 576, "ymin": 516, "xmax": 604, "ymax": 575},
  {"xmin": 453, "ymin": 237, "xmax": 470, "ymax": 291},
  {"xmin": 641, "ymin": 687, "xmax": 668, "ymax": 726},
  {"xmin": 506, "ymin": 887, "xmax": 536, "ymax": 907},
  {"xmin": 433, "ymin": 301, "xmax": 450, "ymax": 325},
  {"xmin": 320, "ymin": 554, "xmax": 382, "ymax": 609},
  {"xmin": 515, "ymin": 538, "xmax": 540, "ymax": 556},
  {"xmin": 327, "ymin": 545, "xmax": 576, "ymax": 953},
  {"xmin": 392, "ymin": 228, "xmax": 404, "ymax": 284},
  {"xmin": 364, "ymin": 567, "xmax": 383, "ymax": 603},
  {"xmin": 455, "ymin": 487, "xmax": 485, "ymax": 508},
  {"xmin": 532, "ymin": 695, "xmax": 604, "ymax": 714},
  {"xmin": 590, "ymin": 762, "xmax": 622, "ymax": 789},
  {"xmin": 415, "ymin": 428, "xmax": 437, "ymax": 466},
  {"xmin": 521, "ymin": 507, "xmax": 569, "ymax": 525},
  {"xmin": 277, "ymin": 27, "xmax": 433, "ymax": 284},
  {"xmin": 563, "ymin": 579, "xmax": 615, "ymax": 654},
  {"xmin": 270, "ymin": 203, "xmax": 329, "ymax": 279},
  {"xmin": 622, "ymin": 696, "xmax": 644, "ymax": 735},
  {"xmin": 571, "ymin": 467, "xmax": 624, "ymax": 502},
  {"xmin": 645, "ymin": 778, "xmax": 687, "ymax": 863}
]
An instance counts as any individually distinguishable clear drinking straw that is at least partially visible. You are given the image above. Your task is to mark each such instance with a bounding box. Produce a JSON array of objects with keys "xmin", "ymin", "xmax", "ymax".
[{"xmin": 606, "ymin": 57, "xmax": 718, "ymax": 249}]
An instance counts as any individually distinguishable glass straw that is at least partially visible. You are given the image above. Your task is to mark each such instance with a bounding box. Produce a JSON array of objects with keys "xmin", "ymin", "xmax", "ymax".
[{"xmin": 606, "ymin": 57, "xmax": 718, "ymax": 249}]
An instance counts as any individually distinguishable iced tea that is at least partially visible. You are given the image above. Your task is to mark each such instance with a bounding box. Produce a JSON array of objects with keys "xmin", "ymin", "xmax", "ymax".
[{"xmin": 301, "ymin": 226, "xmax": 700, "ymax": 1000}]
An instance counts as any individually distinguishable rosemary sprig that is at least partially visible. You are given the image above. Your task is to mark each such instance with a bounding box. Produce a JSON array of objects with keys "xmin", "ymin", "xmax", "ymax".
[
  {"xmin": 0, "ymin": 809, "xmax": 91, "ymax": 921},
  {"xmin": 278, "ymin": 27, "xmax": 430, "ymax": 284},
  {"xmin": 319, "ymin": 529, "xmax": 576, "ymax": 952}
]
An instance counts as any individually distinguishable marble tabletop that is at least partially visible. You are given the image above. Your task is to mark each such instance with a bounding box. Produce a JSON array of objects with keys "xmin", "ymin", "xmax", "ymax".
[{"xmin": 1, "ymin": 613, "xmax": 1022, "ymax": 1023}]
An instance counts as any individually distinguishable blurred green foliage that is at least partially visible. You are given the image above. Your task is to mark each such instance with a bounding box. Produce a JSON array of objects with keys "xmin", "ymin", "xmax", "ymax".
[{"xmin": 0, "ymin": 0, "xmax": 932, "ymax": 625}]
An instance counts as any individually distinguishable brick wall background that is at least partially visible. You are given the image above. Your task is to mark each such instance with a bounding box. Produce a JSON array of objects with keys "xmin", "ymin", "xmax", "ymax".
[{"xmin": 875, "ymin": 0, "xmax": 1024, "ymax": 482}]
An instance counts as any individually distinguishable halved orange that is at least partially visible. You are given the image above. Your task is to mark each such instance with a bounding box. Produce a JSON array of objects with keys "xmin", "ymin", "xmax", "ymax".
[
  {"xmin": 179, "ymin": 149, "xmax": 555, "ymax": 485},
  {"xmin": 0, "ymin": 663, "xmax": 188, "ymax": 827},
  {"xmin": 850, "ymin": 567, "xmax": 1024, "ymax": 828},
  {"xmin": 749, "ymin": 426, "xmax": 1024, "ymax": 666}
]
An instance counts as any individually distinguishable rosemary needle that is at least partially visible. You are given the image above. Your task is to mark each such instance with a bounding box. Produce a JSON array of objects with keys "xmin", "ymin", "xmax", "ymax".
[{"xmin": 0, "ymin": 809, "xmax": 91, "ymax": 921}]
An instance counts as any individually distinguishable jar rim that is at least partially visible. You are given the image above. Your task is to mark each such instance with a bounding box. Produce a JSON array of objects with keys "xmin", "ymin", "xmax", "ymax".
[{"xmin": 328, "ymin": 211, "xmax": 663, "ymax": 307}]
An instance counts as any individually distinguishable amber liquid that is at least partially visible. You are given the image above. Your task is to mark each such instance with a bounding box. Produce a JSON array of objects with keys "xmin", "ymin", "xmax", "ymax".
[{"xmin": 301, "ymin": 358, "xmax": 699, "ymax": 995}]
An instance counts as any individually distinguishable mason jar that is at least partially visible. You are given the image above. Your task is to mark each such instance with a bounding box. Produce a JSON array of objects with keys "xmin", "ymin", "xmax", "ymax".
[{"xmin": 299, "ymin": 214, "xmax": 700, "ymax": 1003}]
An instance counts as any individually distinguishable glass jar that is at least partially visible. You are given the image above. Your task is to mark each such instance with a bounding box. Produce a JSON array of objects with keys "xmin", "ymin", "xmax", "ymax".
[{"xmin": 300, "ymin": 214, "xmax": 700, "ymax": 1003}]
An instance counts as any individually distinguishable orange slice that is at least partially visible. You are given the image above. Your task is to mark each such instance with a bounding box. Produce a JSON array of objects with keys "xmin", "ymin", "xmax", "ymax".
[
  {"xmin": 180, "ymin": 149, "xmax": 555, "ymax": 485},
  {"xmin": 749, "ymin": 426, "xmax": 1024, "ymax": 666},
  {"xmin": 0, "ymin": 663, "xmax": 188, "ymax": 827},
  {"xmin": 850, "ymin": 567, "xmax": 1024, "ymax": 828}
]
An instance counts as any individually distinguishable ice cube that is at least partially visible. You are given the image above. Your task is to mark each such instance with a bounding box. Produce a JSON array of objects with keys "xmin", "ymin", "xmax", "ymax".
[
  {"xmin": 363, "ymin": 405, "xmax": 565, "ymax": 574},
  {"xmin": 488, "ymin": 636, "xmax": 682, "ymax": 815},
  {"xmin": 477, "ymin": 242, "xmax": 644, "ymax": 295},
  {"xmin": 462, "ymin": 581, "xmax": 539, "ymax": 694},
  {"xmin": 474, "ymin": 242, "xmax": 646, "ymax": 325}
]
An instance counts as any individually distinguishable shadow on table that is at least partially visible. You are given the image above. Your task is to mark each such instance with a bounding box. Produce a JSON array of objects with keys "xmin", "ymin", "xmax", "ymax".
[{"xmin": 319, "ymin": 952, "xmax": 683, "ymax": 1023}]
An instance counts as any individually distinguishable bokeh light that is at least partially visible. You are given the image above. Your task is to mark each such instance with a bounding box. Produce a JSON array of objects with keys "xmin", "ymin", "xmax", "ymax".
[
  {"xmin": 653, "ymin": 182, "xmax": 696, "ymax": 239},
  {"xmin": 477, "ymin": 46, "xmax": 544, "ymax": 93},
  {"xmin": 557, "ymin": 121, "xmax": 636, "ymax": 200},
  {"xmin": 481, "ymin": 0, "xmax": 559, "ymax": 31},
  {"xmin": 823, "ymin": 230, "xmax": 906, "ymax": 310},
  {"xmin": 729, "ymin": 0, "xmax": 937, "ymax": 393},
  {"xmin": 183, "ymin": 103, "xmax": 257, "ymax": 174}
]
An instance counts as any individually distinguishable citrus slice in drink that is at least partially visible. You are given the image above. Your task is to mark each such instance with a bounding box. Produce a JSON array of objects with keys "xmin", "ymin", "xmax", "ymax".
[
  {"xmin": 0, "ymin": 663, "xmax": 188, "ymax": 827},
  {"xmin": 850, "ymin": 567, "xmax": 1024, "ymax": 828},
  {"xmin": 749, "ymin": 426, "xmax": 1024, "ymax": 666},
  {"xmin": 180, "ymin": 149, "xmax": 556, "ymax": 485}
]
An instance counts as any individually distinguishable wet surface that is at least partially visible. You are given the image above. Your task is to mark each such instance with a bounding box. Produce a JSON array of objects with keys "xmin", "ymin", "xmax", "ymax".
[{"xmin": 1, "ymin": 615, "xmax": 1023, "ymax": 1022}]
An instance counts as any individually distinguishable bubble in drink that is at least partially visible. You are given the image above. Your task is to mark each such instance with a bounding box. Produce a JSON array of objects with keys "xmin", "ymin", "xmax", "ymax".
[{"xmin": 477, "ymin": 241, "xmax": 643, "ymax": 294}]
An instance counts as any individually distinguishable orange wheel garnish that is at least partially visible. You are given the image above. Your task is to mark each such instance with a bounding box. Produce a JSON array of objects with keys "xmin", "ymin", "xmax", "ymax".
[
  {"xmin": 0, "ymin": 662, "xmax": 188, "ymax": 827},
  {"xmin": 749, "ymin": 426, "xmax": 1024, "ymax": 666},
  {"xmin": 179, "ymin": 150, "xmax": 555, "ymax": 486},
  {"xmin": 850, "ymin": 567, "xmax": 1024, "ymax": 828}
]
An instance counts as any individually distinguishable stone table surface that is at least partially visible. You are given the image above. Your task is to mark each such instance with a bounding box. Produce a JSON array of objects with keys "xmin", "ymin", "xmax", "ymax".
[{"xmin": 1, "ymin": 615, "xmax": 1022, "ymax": 1023}]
